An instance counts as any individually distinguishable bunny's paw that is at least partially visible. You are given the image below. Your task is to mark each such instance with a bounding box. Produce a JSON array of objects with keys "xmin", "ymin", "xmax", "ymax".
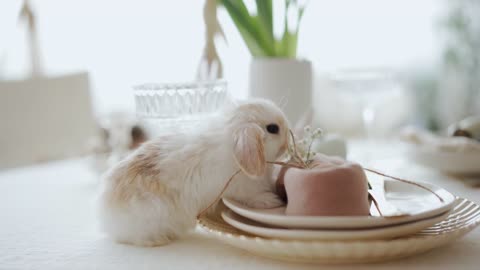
[{"xmin": 246, "ymin": 192, "xmax": 285, "ymax": 209}]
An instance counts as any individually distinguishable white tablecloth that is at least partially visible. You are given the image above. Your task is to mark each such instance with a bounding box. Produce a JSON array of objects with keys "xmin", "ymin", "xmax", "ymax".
[{"xmin": 1, "ymin": 141, "xmax": 479, "ymax": 270}]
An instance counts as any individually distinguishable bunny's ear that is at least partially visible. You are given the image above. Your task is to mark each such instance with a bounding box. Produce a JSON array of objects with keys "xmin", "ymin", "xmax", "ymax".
[{"xmin": 233, "ymin": 124, "xmax": 266, "ymax": 178}]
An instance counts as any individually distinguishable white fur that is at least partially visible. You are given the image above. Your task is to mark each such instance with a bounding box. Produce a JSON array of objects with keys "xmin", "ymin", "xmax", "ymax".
[{"xmin": 98, "ymin": 99, "xmax": 289, "ymax": 246}]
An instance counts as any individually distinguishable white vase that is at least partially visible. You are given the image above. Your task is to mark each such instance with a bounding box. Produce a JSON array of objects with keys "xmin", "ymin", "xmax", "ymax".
[{"xmin": 249, "ymin": 58, "xmax": 312, "ymax": 124}]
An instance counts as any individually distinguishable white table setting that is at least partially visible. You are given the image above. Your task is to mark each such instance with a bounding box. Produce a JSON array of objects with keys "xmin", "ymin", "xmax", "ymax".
[
  {"xmin": 1, "ymin": 139, "xmax": 479, "ymax": 270},
  {"xmin": 1, "ymin": 1, "xmax": 480, "ymax": 269}
]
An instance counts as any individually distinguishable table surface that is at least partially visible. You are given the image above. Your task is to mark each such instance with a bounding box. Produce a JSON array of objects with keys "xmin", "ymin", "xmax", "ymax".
[{"xmin": 1, "ymin": 140, "xmax": 479, "ymax": 270}]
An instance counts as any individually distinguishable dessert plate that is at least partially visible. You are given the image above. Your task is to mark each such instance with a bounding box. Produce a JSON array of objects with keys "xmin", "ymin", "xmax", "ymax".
[
  {"xmin": 407, "ymin": 147, "xmax": 480, "ymax": 175},
  {"xmin": 222, "ymin": 179, "xmax": 455, "ymax": 229},
  {"xmin": 221, "ymin": 209, "xmax": 449, "ymax": 241}
]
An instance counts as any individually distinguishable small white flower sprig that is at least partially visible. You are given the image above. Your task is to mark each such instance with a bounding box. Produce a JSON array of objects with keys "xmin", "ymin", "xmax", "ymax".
[{"xmin": 286, "ymin": 126, "xmax": 323, "ymax": 169}]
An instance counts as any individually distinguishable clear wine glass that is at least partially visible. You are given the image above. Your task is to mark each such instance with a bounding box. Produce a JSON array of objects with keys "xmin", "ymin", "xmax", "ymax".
[
  {"xmin": 330, "ymin": 69, "xmax": 409, "ymax": 164},
  {"xmin": 330, "ymin": 69, "xmax": 405, "ymax": 138}
]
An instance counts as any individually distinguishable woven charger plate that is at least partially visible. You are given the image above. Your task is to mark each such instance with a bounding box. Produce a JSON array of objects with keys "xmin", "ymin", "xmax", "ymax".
[{"xmin": 197, "ymin": 198, "xmax": 480, "ymax": 264}]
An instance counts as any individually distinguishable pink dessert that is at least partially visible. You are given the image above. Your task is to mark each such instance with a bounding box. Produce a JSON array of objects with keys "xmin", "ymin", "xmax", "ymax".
[{"xmin": 275, "ymin": 154, "xmax": 370, "ymax": 216}]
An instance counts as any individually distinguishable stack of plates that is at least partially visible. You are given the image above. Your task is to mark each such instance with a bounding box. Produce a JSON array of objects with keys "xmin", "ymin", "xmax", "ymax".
[
  {"xmin": 220, "ymin": 180, "xmax": 455, "ymax": 241},
  {"xmin": 198, "ymin": 180, "xmax": 480, "ymax": 263}
]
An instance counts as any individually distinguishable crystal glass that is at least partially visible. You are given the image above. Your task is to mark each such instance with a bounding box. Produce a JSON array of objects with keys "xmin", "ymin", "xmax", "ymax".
[{"xmin": 134, "ymin": 80, "xmax": 229, "ymax": 134}]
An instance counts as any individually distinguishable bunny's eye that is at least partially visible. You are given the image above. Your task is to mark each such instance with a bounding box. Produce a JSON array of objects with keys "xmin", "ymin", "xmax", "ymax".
[{"xmin": 266, "ymin": 124, "xmax": 279, "ymax": 134}]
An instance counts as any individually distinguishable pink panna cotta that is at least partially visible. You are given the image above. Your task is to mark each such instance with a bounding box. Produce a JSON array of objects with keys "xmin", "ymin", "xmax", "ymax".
[{"xmin": 275, "ymin": 154, "xmax": 371, "ymax": 216}]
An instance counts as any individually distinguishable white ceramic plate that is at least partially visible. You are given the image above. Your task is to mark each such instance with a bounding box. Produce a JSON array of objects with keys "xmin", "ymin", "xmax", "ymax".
[
  {"xmin": 223, "ymin": 179, "xmax": 455, "ymax": 229},
  {"xmin": 221, "ymin": 209, "xmax": 449, "ymax": 241},
  {"xmin": 408, "ymin": 147, "xmax": 480, "ymax": 175},
  {"xmin": 198, "ymin": 198, "xmax": 480, "ymax": 264}
]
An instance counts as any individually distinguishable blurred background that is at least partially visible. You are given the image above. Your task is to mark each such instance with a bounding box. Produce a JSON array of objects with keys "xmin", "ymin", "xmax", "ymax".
[{"xmin": 1, "ymin": 0, "xmax": 479, "ymax": 169}]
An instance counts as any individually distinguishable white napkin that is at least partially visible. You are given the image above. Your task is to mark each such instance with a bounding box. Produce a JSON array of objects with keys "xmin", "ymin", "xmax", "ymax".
[{"xmin": 369, "ymin": 179, "xmax": 409, "ymax": 217}]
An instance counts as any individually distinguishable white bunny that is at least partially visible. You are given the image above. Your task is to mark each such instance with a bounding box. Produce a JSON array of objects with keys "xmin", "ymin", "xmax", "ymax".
[{"xmin": 98, "ymin": 99, "xmax": 290, "ymax": 246}]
